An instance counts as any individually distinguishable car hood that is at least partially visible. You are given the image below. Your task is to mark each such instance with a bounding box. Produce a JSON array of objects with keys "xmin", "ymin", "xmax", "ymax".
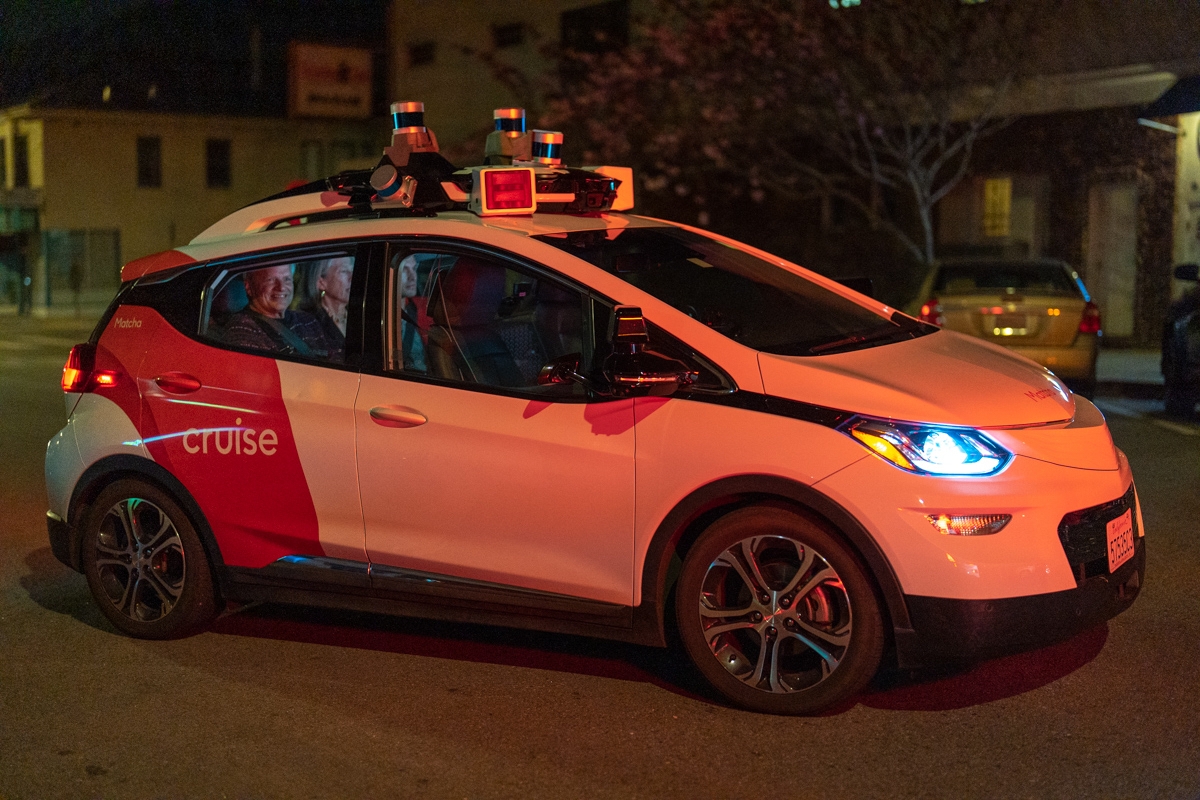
[{"xmin": 758, "ymin": 329, "xmax": 1076, "ymax": 428}]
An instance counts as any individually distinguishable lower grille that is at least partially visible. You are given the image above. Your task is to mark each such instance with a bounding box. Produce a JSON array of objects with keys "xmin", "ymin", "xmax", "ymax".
[{"xmin": 1057, "ymin": 484, "xmax": 1138, "ymax": 582}]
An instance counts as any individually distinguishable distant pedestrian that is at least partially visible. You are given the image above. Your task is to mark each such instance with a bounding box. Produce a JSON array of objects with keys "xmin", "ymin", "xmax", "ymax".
[
  {"xmin": 15, "ymin": 239, "xmax": 31, "ymax": 316},
  {"xmin": 69, "ymin": 258, "xmax": 84, "ymax": 317}
]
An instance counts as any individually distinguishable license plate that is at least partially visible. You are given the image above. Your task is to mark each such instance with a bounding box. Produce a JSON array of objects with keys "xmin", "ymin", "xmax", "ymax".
[{"xmin": 1106, "ymin": 509, "xmax": 1135, "ymax": 572}]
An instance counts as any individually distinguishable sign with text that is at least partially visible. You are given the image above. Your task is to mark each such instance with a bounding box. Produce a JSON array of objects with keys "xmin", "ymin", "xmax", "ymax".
[{"xmin": 288, "ymin": 42, "xmax": 372, "ymax": 119}]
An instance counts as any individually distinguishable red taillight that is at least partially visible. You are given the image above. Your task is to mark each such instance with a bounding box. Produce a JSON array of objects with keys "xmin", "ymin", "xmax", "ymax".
[
  {"xmin": 61, "ymin": 343, "xmax": 118, "ymax": 393},
  {"xmin": 1079, "ymin": 300, "xmax": 1102, "ymax": 334},
  {"xmin": 483, "ymin": 168, "xmax": 534, "ymax": 210},
  {"xmin": 918, "ymin": 297, "xmax": 943, "ymax": 327}
]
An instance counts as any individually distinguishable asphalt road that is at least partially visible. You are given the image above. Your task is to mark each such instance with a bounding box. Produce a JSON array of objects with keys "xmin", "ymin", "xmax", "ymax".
[{"xmin": 1, "ymin": 312, "xmax": 1198, "ymax": 800}]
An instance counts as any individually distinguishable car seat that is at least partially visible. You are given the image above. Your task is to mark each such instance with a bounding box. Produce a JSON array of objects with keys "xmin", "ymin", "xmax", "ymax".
[
  {"xmin": 209, "ymin": 275, "xmax": 249, "ymax": 329},
  {"xmin": 426, "ymin": 257, "xmax": 524, "ymax": 387},
  {"xmin": 533, "ymin": 281, "xmax": 583, "ymax": 359}
]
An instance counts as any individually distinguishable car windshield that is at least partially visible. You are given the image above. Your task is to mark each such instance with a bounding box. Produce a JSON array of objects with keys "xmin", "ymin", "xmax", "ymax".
[
  {"xmin": 534, "ymin": 226, "xmax": 926, "ymax": 356},
  {"xmin": 935, "ymin": 261, "xmax": 1082, "ymax": 296}
]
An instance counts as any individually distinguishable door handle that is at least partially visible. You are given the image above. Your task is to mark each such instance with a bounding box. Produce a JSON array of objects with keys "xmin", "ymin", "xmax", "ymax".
[
  {"xmin": 154, "ymin": 372, "xmax": 202, "ymax": 394},
  {"xmin": 369, "ymin": 406, "xmax": 428, "ymax": 428}
]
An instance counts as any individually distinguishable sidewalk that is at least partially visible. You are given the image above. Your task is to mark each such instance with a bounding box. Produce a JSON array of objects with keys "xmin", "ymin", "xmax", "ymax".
[{"xmin": 1096, "ymin": 348, "xmax": 1163, "ymax": 399}]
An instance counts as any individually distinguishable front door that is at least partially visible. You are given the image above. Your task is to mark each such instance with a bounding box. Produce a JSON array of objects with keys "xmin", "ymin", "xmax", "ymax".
[{"xmin": 355, "ymin": 245, "xmax": 636, "ymax": 605}]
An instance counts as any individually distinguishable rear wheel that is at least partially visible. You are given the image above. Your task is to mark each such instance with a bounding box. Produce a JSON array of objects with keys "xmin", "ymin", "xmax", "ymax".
[
  {"xmin": 675, "ymin": 506, "xmax": 884, "ymax": 715},
  {"xmin": 81, "ymin": 479, "xmax": 220, "ymax": 639}
]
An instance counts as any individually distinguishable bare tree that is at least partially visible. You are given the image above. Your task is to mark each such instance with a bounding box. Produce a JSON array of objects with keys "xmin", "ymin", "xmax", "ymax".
[
  {"xmin": 532, "ymin": 0, "xmax": 1043, "ymax": 264},
  {"xmin": 775, "ymin": 0, "xmax": 1042, "ymax": 264}
]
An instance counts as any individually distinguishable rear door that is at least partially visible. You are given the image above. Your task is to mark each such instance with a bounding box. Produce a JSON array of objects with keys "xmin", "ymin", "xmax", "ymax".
[{"xmin": 136, "ymin": 246, "xmax": 366, "ymax": 568}]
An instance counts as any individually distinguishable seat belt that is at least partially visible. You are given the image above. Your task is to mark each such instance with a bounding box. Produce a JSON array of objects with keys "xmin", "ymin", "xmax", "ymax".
[{"xmin": 252, "ymin": 314, "xmax": 316, "ymax": 358}]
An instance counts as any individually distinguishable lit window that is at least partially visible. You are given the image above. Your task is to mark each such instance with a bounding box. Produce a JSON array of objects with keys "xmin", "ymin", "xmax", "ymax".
[{"xmin": 983, "ymin": 177, "xmax": 1012, "ymax": 238}]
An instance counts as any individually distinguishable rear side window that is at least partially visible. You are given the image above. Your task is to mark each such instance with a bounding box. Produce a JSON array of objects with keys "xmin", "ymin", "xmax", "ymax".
[
  {"xmin": 935, "ymin": 262, "xmax": 1082, "ymax": 296},
  {"xmin": 202, "ymin": 254, "xmax": 356, "ymax": 364}
]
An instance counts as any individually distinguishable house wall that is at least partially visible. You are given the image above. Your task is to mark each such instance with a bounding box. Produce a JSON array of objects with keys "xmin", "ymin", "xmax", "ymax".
[
  {"xmin": 937, "ymin": 106, "xmax": 1177, "ymax": 347},
  {"xmin": 387, "ymin": 0, "xmax": 625, "ymax": 158},
  {"xmin": 0, "ymin": 105, "xmax": 385, "ymax": 309},
  {"xmin": 1174, "ymin": 111, "xmax": 1200, "ymax": 299}
]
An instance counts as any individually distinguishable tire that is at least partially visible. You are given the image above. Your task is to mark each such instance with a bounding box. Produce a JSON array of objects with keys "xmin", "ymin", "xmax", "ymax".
[
  {"xmin": 81, "ymin": 479, "xmax": 220, "ymax": 639},
  {"xmin": 675, "ymin": 506, "xmax": 884, "ymax": 715}
]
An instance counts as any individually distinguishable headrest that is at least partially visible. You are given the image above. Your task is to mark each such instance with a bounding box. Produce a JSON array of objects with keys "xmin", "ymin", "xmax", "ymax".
[{"xmin": 430, "ymin": 257, "xmax": 506, "ymax": 327}]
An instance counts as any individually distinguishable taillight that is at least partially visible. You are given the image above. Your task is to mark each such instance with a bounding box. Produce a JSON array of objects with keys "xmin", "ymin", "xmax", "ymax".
[
  {"xmin": 918, "ymin": 297, "xmax": 943, "ymax": 327},
  {"xmin": 1079, "ymin": 301, "xmax": 1102, "ymax": 334},
  {"xmin": 61, "ymin": 343, "xmax": 119, "ymax": 393}
]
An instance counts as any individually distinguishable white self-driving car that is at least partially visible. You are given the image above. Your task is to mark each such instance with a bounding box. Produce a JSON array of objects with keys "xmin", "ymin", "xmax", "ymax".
[{"xmin": 45, "ymin": 105, "xmax": 1143, "ymax": 715}]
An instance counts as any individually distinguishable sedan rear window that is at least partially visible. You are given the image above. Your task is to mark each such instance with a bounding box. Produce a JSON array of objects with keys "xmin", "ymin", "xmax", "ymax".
[
  {"xmin": 935, "ymin": 261, "xmax": 1082, "ymax": 296},
  {"xmin": 535, "ymin": 226, "xmax": 926, "ymax": 356}
]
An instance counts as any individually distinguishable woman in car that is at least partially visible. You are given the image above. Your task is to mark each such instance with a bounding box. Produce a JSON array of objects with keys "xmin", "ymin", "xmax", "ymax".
[{"xmin": 311, "ymin": 256, "xmax": 354, "ymax": 357}]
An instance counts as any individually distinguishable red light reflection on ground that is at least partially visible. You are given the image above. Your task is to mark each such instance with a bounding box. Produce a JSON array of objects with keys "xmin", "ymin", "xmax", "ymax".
[
  {"xmin": 211, "ymin": 603, "xmax": 713, "ymax": 702},
  {"xmin": 212, "ymin": 603, "xmax": 1108, "ymax": 713},
  {"xmin": 860, "ymin": 623, "xmax": 1109, "ymax": 712}
]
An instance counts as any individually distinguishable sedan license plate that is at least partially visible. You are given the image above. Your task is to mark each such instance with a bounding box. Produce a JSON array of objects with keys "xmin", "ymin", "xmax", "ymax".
[{"xmin": 1106, "ymin": 509, "xmax": 1135, "ymax": 572}]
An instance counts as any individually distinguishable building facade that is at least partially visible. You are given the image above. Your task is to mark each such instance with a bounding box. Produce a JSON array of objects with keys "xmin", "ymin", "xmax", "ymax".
[{"xmin": 0, "ymin": 105, "xmax": 384, "ymax": 312}]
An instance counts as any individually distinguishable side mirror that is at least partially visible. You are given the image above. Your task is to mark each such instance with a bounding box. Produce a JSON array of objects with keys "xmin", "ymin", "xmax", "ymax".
[
  {"xmin": 602, "ymin": 306, "xmax": 697, "ymax": 397},
  {"xmin": 603, "ymin": 349, "xmax": 697, "ymax": 397},
  {"xmin": 537, "ymin": 353, "xmax": 590, "ymax": 389},
  {"xmin": 1174, "ymin": 264, "xmax": 1199, "ymax": 282}
]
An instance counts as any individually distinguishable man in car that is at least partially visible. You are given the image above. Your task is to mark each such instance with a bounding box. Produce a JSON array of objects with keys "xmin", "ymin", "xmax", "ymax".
[{"xmin": 223, "ymin": 264, "xmax": 333, "ymax": 358}]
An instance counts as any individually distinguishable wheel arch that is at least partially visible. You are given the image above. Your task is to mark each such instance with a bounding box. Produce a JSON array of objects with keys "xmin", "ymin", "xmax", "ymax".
[
  {"xmin": 633, "ymin": 474, "xmax": 912, "ymax": 648},
  {"xmin": 65, "ymin": 454, "xmax": 227, "ymax": 590}
]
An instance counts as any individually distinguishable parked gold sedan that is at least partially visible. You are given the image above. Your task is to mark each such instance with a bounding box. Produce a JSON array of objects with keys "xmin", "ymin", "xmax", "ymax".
[{"xmin": 910, "ymin": 259, "xmax": 1101, "ymax": 396}]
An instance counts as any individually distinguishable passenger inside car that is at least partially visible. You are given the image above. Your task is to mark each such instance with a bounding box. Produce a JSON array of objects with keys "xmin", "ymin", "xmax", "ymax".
[
  {"xmin": 418, "ymin": 254, "xmax": 584, "ymax": 390},
  {"xmin": 308, "ymin": 256, "xmax": 354, "ymax": 355},
  {"xmin": 396, "ymin": 254, "xmax": 429, "ymax": 373},
  {"xmin": 219, "ymin": 264, "xmax": 337, "ymax": 360}
]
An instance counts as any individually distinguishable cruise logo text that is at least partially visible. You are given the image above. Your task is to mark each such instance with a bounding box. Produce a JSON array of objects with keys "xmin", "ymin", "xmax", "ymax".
[{"xmin": 182, "ymin": 418, "xmax": 278, "ymax": 456}]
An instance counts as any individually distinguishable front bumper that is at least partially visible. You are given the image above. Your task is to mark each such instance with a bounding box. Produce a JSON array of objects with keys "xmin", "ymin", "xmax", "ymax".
[
  {"xmin": 891, "ymin": 482, "xmax": 1145, "ymax": 666},
  {"xmin": 895, "ymin": 537, "xmax": 1143, "ymax": 665}
]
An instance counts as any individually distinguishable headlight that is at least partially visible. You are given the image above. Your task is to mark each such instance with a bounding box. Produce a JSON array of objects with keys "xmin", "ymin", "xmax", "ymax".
[{"xmin": 840, "ymin": 416, "xmax": 1011, "ymax": 476}]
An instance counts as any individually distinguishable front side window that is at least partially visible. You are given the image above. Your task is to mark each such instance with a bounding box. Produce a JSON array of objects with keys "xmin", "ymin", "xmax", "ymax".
[
  {"xmin": 535, "ymin": 226, "xmax": 922, "ymax": 356},
  {"xmin": 384, "ymin": 248, "xmax": 591, "ymax": 395},
  {"xmin": 203, "ymin": 254, "xmax": 356, "ymax": 364}
]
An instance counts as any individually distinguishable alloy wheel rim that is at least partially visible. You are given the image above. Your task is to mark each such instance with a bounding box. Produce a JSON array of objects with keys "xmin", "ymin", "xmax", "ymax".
[
  {"xmin": 698, "ymin": 535, "xmax": 852, "ymax": 694},
  {"xmin": 93, "ymin": 498, "xmax": 186, "ymax": 622}
]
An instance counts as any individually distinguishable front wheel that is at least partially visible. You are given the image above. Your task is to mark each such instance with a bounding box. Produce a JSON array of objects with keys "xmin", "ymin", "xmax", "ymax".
[
  {"xmin": 675, "ymin": 506, "xmax": 884, "ymax": 715},
  {"xmin": 81, "ymin": 479, "xmax": 220, "ymax": 639}
]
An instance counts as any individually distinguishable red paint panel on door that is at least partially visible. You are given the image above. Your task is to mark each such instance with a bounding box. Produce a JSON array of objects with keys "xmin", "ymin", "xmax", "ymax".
[{"xmin": 131, "ymin": 309, "xmax": 322, "ymax": 567}]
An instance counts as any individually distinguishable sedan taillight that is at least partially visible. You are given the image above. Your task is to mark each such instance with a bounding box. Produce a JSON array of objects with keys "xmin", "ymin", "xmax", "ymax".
[
  {"xmin": 62, "ymin": 344, "xmax": 119, "ymax": 393},
  {"xmin": 1078, "ymin": 301, "xmax": 1102, "ymax": 334},
  {"xmin": 918, "ymin": 297, "xmax": 943, "ymax": 327}
]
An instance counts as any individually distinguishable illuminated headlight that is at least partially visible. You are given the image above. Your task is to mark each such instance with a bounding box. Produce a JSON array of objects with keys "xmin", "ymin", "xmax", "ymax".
[{"xmin": 840, "ymin": 417, "xmax": 1012, "ymax": 476}]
